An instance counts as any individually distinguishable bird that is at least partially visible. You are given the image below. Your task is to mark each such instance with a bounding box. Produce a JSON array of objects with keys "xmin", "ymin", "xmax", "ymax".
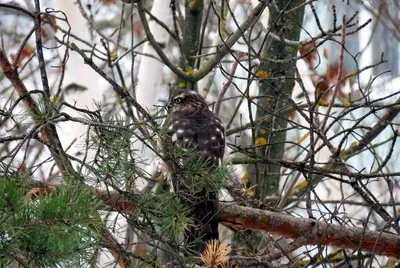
[{"xmin": 161, "ymin": 89, "xmax": 225, "ymax": 254}]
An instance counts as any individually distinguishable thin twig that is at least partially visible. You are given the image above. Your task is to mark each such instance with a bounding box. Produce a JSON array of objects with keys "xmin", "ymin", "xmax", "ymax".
[
  {"xmin": 136, "ymin": 0, "xmax": 270, "ymax": 83},
  {"xmin": 278, "ymin": 16, "xmax": 347, "ymax": 209},
  {"xmin": 0, "ymin": 49, "xmax": 76, "ymax": 177},
  {"xmin": 70, "ymin": 42, "xmax": 154, "ymax": 124},
  {"xmin": 215, "ymin": 52, "xmax": 245, "ymax": 116},
  {"xmin": 33, "ymin": 0, "xmax": 51, "ymax": 98},
  {"xmin": 320, "ymin": 15, "xmax": 346, "ymax": 131}
]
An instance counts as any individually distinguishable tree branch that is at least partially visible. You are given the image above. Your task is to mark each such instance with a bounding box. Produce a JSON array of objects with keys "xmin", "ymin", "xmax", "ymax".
[
  {"xmin": 220, "ymin": 204, "xmax": 400, "ymax": 258},
  {"xmin": 136, "ymin": 0, "xmax": 270, "ymax": 83},
  {"xmin": 27, "ymin": 183, "xmax": 400, "ymax": 258},
  {"xmin": 70, "ymin": 42, "xmax": 154, "ymax": 125},
  {"xmin": 0, "ymin": 49, "xmax": 77, "ymax": 178}
]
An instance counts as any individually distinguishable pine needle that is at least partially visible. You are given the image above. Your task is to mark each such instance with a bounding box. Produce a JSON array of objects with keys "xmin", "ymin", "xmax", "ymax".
[{"xmin": 199, "ymin": 240, "xmax": 231, "ymax": 268}]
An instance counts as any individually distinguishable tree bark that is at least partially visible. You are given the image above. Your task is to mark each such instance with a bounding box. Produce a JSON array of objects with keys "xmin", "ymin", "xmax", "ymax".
[
  {"xmin": 248, "ymin": 0, "xmax": 305, "ymax": 198},
  {"xmin": 28, "ymin": 184, "xmax": 400, "ymax": 258}
]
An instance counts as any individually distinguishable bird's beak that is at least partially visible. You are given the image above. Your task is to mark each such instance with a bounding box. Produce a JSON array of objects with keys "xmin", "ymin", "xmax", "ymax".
[{"xmin": 167, "ymin": 102, "xmax": 173, "ymax": 111}]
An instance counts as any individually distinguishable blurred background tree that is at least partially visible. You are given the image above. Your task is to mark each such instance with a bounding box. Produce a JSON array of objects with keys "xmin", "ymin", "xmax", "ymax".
[{"xmin": 1, "ymin": 0, "xmax": 400, "ymax": 267}]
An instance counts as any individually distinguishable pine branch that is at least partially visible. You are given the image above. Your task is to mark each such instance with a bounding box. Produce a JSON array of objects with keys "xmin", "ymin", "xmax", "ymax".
[{"xmin": 27, "ymin": 182, "xmax": 400, "ymax": 258}]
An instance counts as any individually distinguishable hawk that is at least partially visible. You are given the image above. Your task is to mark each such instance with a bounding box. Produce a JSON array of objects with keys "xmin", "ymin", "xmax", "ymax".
[{"xmin": 161, "ymin": 89, "xmax": 225, "ymax": 254}]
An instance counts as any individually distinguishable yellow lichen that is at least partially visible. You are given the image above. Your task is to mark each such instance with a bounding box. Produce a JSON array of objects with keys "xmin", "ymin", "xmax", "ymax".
[
  {"xmin": 256, "ymin": 70, "xmax": 268, "ymax": 80},
  {"xmin": 318, "ymin": 98, "xmax": 329, "ymax": 106},
  {"xmin": 110, "ymin": 50, "xmax": 118, "ymax": 61},
  {"xmin": 178, "ymin": 81, "xmax": 186, "ymax": 88},
  {"xmin": 339, "ymin": 149, "xmax": 349, "ymax": 160},
  {"xmin": 347, "ymin": 71, "xmax": 357, "ymax": 77},
  {"xmin": 255, "ymin": 137, "xmax": 267, "ymax": 145},
  {"xmin": 342, "ymin": 102, "xmax": 351, "ymax": 107},
  {"xmin": 186, "ymin": 68, "xmax": 193, "ymax": 74},
  {"xmin": 294, "ymin": 180, "xmax": 308, "ymax": 190},
  {"xmin": 350, "ymin": 141, "xmax": 358, "ymax": 147}
]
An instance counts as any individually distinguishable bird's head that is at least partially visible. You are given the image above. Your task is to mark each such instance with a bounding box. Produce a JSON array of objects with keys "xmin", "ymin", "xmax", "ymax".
[{"xmin": 167, "ymin": 89, "xmax": 208, "ymax": 113}]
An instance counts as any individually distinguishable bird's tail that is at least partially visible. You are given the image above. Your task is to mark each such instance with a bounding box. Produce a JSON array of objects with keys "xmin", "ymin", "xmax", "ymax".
[{"xmin": 186, "ymin": 191, "xmax": 219, "ymax": 254}]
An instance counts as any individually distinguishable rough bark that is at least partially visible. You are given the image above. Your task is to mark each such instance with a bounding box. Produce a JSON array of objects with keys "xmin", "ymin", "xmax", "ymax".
[
  {"xmin": 248, "ymin": 0, "xmax": 305, "ymax": 198},
  {"xmin": 220, "ymin": 204, "xmax": 400, "ymax": 258},
  {"xmin": 28, "ymin": 184, "xmax": 400, "ymax": 258}
]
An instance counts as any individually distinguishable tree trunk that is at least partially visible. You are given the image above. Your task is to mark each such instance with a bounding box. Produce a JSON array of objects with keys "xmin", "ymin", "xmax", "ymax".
[{"xmin": 248, "ymin": 0, "xmax": 305, "ymax": 199}]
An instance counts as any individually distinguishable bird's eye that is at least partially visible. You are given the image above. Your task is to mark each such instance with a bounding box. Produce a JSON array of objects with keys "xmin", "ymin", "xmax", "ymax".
[{"xmin": 174, "ymin": 97, "xmax": 182, "ymax": 104}]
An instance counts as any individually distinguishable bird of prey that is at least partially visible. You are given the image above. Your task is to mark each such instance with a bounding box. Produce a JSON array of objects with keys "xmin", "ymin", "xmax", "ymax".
[{"xmin": 161, "ymin": 89, "xmax": 225, "ymax": 254}]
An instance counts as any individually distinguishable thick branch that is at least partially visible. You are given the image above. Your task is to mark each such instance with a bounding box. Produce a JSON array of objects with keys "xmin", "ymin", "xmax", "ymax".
[
  {"xmin": 96, "ymin": 191, "xmax": 400, "ymax": 258},
  {"xmin": 220, "ymin": 204, "xmax": 400, "ymax": 258},
  {"xmin": 27, "ymin": 184, "xmax": 400, "ymax": 258}
]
